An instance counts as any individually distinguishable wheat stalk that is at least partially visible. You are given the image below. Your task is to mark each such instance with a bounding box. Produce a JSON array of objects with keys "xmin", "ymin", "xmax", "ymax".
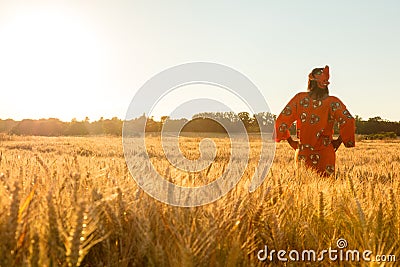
[{"xmin": 318, "ymin": 191, "xmax": 325, "ymax": 223}]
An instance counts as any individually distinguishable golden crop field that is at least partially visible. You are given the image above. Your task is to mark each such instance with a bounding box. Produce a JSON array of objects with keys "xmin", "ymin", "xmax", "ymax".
[{"xmin": 0, "ymin": 135, "xmax": 399, "ymax": 266}]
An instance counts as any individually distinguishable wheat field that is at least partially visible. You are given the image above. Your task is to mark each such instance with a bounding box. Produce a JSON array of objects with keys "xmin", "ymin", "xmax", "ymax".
[{"xmin": 0, "ymin": 134, "xmax": 399, "ymax": 266}]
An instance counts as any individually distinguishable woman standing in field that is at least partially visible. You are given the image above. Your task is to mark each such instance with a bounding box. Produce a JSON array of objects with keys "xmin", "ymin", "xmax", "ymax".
[{"xmin": 274, "ymin": 66, "xmax": 355, "ymax": 176}]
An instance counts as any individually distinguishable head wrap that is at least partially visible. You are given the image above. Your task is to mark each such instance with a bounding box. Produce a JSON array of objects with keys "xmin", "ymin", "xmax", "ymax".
[{"xmin": 308, "ymin": 65, "xmax": 330, "ymax": 89}]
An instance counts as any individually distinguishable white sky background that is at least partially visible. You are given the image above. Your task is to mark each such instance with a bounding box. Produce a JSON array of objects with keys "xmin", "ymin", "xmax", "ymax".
[
  {"xmin": 0, "ymin": 0, "xmax": 399, "ymax": 121},
  {"xmin": 149, "ymin": 84, "xmax": 254, "ymax": 120}
]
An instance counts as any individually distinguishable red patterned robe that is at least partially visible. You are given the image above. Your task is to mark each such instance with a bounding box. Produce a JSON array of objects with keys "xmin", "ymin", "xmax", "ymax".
[{"xmin": 275, "ymin": 92, "xmax": 355, "ymax": 176}]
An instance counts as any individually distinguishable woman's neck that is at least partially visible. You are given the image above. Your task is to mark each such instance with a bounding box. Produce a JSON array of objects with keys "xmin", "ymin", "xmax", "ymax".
[{"xmin": 308, "ymin": 89, "xmax": 329, "ymax": 100}]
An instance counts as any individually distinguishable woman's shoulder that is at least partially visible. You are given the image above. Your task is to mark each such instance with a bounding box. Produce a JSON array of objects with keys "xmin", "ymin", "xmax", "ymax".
[
  {"xmin": 327, "ymin": 95, "xmax": 343, "ymax": 103},
  {"xmin": 293, "ymin": 91, "xmax": 309, "ymax": 99}
]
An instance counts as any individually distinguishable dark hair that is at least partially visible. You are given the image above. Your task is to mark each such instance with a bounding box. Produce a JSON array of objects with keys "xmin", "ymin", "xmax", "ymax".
[{"xmin": 307, "ymin": 68, "xmax": 329, "ymax": 99}]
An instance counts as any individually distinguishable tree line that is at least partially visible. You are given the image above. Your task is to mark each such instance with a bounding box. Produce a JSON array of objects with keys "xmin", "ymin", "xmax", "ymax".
[
  {"xmin": 0, "ymin": 113, "xmax": 399, "ymax": 137},
  {"xmin": 0, "ymin": 117, "xmax": 123, "ymax": 136}
]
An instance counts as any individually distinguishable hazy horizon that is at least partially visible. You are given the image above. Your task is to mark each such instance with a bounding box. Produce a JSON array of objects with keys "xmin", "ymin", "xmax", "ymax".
[{"xmin": 0, "ymin": 111, "xmax": 397, "ymax": 123}]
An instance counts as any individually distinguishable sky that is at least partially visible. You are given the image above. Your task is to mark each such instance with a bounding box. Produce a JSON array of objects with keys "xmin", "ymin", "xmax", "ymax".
[{"xmin": 0, "ymin": 0, "xmax": 399, "ymax": 122}]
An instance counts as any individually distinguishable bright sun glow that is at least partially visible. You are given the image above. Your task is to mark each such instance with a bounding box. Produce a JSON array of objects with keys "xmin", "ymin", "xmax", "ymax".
[{"xmin": 0, "ymin": 8, "xmax": 106, "ymax": 121}]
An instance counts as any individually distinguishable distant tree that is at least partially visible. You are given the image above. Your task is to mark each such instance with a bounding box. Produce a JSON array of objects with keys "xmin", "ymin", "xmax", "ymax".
[
  {"xmin": 162, "ymin": 118, "xmax": 188, "ymax": 132},
  {"xmin": 145, "ymin": 117, "xmax": 160, "ymax": 132},
  {"xmin": 103, "ymin": 117, "xmax": 122, "ymax": 135},
  {"xmin": 238, "ymin": 112, "xmax": 252, "ymax": 130},
  {"xmin": 254, "ymin": 112, "xmax": 276, "ymax": 132},
  {"xmin": 160, "ymin": 116, "xmax": 170, "ymax": 124},
  {"xmin": 0, "ymin": 119, "xmax": 18, "ymax": 133},
  {"xmin": 368, "ymin": 116, "xmax": 382, "ymax": 122},
  {"xmin": 354, "ymin": 115, "xmax": 362, "ymax": 122},
  {"xmin": 159, "ymin": 116, "xmax": 170, "ymax": 131},
  {"xmin": 89, "ymin": 119, "xmax": 104, "ymax": 135},
  {"xmin": 65, "ymin": 120, "xmax": 89, "ymax": 136},
  {"xmin": 181, "ymin": 118, "xmax": 227, "ymax": 134},
  {"xmin": 10, "ymin": 118, "xmax": 66, "ymax": 136}
]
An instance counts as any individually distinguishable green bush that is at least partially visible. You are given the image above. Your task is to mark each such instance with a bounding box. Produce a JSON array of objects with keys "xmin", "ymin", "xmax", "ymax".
[{"xmin": 364, "ymin": 131, "xmax": 398, "ymax": 140}]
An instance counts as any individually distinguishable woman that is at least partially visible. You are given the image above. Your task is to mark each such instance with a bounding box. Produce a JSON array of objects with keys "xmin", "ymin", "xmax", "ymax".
[{"xmin": 274, "ymin": 66, "xmax": 355, "ymax": 176}]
